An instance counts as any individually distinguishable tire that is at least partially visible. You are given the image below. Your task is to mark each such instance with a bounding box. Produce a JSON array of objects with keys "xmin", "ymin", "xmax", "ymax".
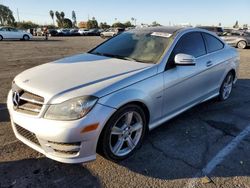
[
  {"xmin": 219, "ymin": 72, "xmax": 234, "ymax": 101},
  {"xmin": 99, "ymin": 104, "xmax": 147, "ymax": 161},
  {"xmin": 0, "ymin": 35, "xmax": 3, "ymax": 41},
  {"xmin": 237, "ymin": 40, "xmax": 247, "ymax": 49},
  {"xmin": 100, "ymin": 34, "xmax": 105, "ymax": 39},
  {"xmin": 23, "ymin": 35, "xmax": 30, "ymax": 41}
]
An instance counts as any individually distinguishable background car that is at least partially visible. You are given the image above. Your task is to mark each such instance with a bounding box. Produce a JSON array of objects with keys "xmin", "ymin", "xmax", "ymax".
[
  {"xmin": 197, "ymin": 26, "xmax": 224, "ymax": 36},
  {"xmin": 57, "ymin": 29, "xmax": 71, "ymax": 36},
  {"xmin": 0, "ymin": 26, "xmax": 33, "ymax": 41},
  {"xmin": 47, "ymin": 29, "xmax": 58, "ymax": 36},
  {"xmin": 70, "ymin": 29, "xmax": 80, "ymax": 36},
  {"xmin": 87, "ymin": 28, "xmax": 101, "ymax": 36},
  {"xmin": 100, "ymin": 28, "xmax": 125, "ymax": 38},
  {"xmin": 221, "ymin": 31, "xmax": 250, "ymax": 49},
  {"xmin": 78, "ymin": 28, "xmax": 90, "ymax": 36}
]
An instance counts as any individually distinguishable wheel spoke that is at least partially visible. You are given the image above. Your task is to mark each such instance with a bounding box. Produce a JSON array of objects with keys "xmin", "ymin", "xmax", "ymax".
[
  {"xmin": 111, "ymin": 126, "xmax": 123, "ymax": 135},
  {"xmin": 113, "ymin": 138, "xmax": 124, "ymax": 154},
  {"xmin": 127, "ymin": 136, "xmax": 135, "ymax": 149},
  {"xmin": 125, "ymin": 112, "xmax": 133, "ymax": 126},
  {"xmin": 130, "ymin": 123, "xmax": 143, "ymax": 132},
  {"xmin": 226, "ymin": 75, "xmax": 232, "ymax": 84}
]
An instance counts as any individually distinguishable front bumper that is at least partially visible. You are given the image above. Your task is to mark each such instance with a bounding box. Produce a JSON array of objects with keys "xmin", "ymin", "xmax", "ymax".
[{"xmin": 7, "ymin": 90, "xmax": 116, "ymax": 163}]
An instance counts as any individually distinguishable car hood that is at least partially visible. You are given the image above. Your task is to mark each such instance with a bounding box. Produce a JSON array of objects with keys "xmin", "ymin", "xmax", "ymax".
[{"xmin": 14, "ymin": 53, "xmax": 154, "ymax": 104}]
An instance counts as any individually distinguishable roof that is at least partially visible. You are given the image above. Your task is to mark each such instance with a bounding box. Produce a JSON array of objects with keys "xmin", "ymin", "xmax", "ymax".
[{"xmin": 131, "ymin": 26, "xmax": 186, "ymax": 34}]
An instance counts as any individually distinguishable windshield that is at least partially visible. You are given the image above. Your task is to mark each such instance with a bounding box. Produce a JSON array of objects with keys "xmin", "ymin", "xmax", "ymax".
[{"xmin": 89, "ymin": 31, "xmax": 173, "ymax": 64}]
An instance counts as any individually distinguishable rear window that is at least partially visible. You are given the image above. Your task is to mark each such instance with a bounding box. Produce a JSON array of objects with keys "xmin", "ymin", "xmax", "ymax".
[{"xmin": 202, "ymin": 33, "xmax": 224, "ymax": 53}]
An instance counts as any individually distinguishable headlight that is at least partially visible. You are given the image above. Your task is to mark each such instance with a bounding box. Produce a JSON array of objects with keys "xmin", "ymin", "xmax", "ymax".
[{"xmin": 44, "ymin": 96, "xmax": 98, "ymax": 121}]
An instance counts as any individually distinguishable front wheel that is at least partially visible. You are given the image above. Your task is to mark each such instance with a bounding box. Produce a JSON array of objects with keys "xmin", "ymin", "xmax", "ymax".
[
  {"xmin": 99, "ymin": 104, "xmax": 147, "ymax": 161},
  {"xmin": 237, "ymin": 40, "xmax": 247, "ymax": 49},
  {"xmin": 0, "ymin": 35, "xmax": 3, "ymax": 41},
  {"xmin": 219, "ymin": 72, "xmax": 234, "ymax": 101},
  {"xmin": 23, "ymin": 35, "xmax": 30, "ymax": 41}
]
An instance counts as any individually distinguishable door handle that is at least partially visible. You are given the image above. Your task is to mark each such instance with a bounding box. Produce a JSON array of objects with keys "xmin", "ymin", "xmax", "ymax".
[{"xmin": 206, "ymin": 61, "xmax": 213, "ymax": 67}]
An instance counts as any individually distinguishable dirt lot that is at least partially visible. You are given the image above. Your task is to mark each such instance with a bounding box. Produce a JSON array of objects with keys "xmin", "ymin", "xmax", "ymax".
[{"xmin": 0, "ymin": 37, "xmax": 250, "ymax": 188}]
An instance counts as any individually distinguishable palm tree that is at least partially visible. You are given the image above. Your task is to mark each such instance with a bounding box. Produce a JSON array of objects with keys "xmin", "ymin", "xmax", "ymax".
[
  {"xmin": 49, "ymin": 10, "xmax": 54, "ymax": 25},
  {"xmin": 60, "ymin": 12, "xmax": 65, "ymax": 20},
  {"xmin": 55, "ymin": 11, "xmax": 62, "ymax": 27},
  {"xmin": 60, "ymin": 12, "xmax": 65, "ymax": 27},
  {"xmin": 0, "ymin": 4, "xmax": 15, "ymax": 25},
  {"xmin": 72, "ymin": 10, "xmax": 76, "ymax": 27}
]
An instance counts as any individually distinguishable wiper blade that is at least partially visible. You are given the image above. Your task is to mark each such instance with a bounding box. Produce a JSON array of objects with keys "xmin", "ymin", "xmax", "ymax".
[{"xmin": 90, "ymin": 52, "xmax": 147, "ymax": 63}]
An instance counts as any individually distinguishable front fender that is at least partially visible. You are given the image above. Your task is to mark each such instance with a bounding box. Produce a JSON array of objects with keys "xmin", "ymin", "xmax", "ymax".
[{"xmin": 98, "ymin": 73, "xmax": 164, "ymax": 125}]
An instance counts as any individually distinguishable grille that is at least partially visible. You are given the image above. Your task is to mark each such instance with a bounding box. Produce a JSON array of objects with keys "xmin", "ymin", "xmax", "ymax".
[
  {"xmin": 12, "ymin": 84, "xmax": 44, "ymax": 116},
  {"xmin": 15, "ymin": 124, "xmax": 40, "ymax": 146}
]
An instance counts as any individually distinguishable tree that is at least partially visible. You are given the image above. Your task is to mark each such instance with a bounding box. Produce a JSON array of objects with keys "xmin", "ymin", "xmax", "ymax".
[
  {"xmin": 0, "ymin": 4, "xmax": 15, "ymax": 26},
  {"xmin": 87, "ymin": 18, "xmax": 98, "ymax": 29},
  {"xmin": 151, "ymin": 21, "xmax": 161, "ymax": 26},
  {"xmin": 16, "ymin": 21, "xmax": 39, "ymax": 29},
  {"xmin": 72, "ymin": 10, "xmax": 77, "ymax": 27},
  {"xmin": 99, "ymin": 22, "xmax": 110, "ymax": 29},
  {"xmin": 233, "ymin": 20, "xmax": 239, "ymax": 28},
  {"xmin": 55, "ymin": 11, "xmax": 62, "ymax": 27},
  {"xmin": 131, "ymin": 17, "xmax": 136, "ymax": 26},
  {"xmin": 63, "ymin": 18, "xmax": 73, "ymax": 28},
  {"xmin": 55, "ymin": 11, "xmax": 68, "ymax": 28},
  {"xmin": 49, "ymin": 10, "xmax": 54, "ymax": 25},
  {"xmin": 124, "ymin": 21, "xmax": 133, "ymax": 28},
  {"xmin": 60, "ymin": 12, "xmax": 65, "ymax": 20},
  {"xmin": 112, "ymin": 22, "xmax": 125, "ymax": 28}
]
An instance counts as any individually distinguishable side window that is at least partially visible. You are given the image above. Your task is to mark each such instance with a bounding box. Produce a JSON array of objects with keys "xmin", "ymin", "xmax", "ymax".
[
  {"xmin": 166, "ymin": 32, "xmax": 206, "ymax": 69},
  {"xmin": 203, "ymin": 33, "xmax": 224, "ymax": 53}
]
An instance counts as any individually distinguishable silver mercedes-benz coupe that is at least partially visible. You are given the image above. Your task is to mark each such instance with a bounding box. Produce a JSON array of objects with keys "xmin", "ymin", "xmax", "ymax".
[{"xmin": 7, "ymin": 27, "xmax": 239, "ymax": 163}]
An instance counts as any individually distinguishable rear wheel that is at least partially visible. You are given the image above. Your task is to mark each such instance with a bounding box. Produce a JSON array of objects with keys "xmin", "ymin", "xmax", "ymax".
[
  {"xmin": 99, "ymin": 104, "xmax": 147, "ymax": 161},
  {"xmin": 237, "ymin": 40, "xmax": 247, "ymax": 49},
  {"xmin": 219, "ymin": 72, "xmax": 234, "ymax": 101},
  {"xmin": 0, "ymin": 35, "xmax": 3, "ymax": 41},
  {"xmin": 23, "ymin": 35, "xmax": 30, "ymax": 41}
]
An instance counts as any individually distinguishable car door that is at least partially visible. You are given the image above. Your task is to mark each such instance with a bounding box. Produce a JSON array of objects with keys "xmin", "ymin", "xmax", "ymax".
[
  {"xmin": 8, "ymin": 28, "xmax": 21, "ymax": 39},
  {"xmin": 244, "ymin": 32, "xmax": 250, "ymax": 44},
  {"xmin": 0, "ymin": 27, "xmax": 8, "ymax": 38},
  {"xmin": 2, "ymin": 27, "xmax": 13, "ymax": 38},
  {"xmin": 201, "ymin": 32, "xmax": 227, "ymax": 94},
  {"xmin": 162, "ymin": 32, "xmax": 211, "ymax": 117}
]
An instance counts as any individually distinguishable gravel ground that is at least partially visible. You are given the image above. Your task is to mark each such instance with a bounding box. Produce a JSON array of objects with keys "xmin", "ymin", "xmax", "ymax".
[{"xmin": 0, "ymin": 36, "xmax": 250, "ymax": 188}]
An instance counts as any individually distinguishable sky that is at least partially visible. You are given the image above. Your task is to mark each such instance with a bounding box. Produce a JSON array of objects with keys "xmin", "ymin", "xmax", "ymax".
[{"xmin": 1, "ymin": 0, "xmax": 250, "ymax": 27}]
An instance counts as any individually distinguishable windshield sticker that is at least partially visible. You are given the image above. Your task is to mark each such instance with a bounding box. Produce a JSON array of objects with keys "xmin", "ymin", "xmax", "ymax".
[{"xmin": 151, "ymin": 32, "xmax": 172, "ymax": 38}]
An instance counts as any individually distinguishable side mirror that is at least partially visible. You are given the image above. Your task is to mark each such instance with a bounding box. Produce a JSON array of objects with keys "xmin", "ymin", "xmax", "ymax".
[{"xmin": 174, "ymin": 53, "xmax": 196, "ymax": 66}]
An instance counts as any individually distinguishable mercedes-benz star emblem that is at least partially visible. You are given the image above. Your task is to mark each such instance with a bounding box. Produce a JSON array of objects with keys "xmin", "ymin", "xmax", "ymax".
[{"xmin": 13, "ymin": 91, "xmax": 20, "ymax": 107}]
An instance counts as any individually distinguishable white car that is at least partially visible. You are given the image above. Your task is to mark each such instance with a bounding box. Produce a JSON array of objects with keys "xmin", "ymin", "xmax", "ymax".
[
  {"xmin": 7, "ymin": 27, "xmax": 239, "ymax": 164},
  {"xmin": 100, "ymin": 28, "xmax": 125, "ymax": 38},
  {"xmin": 0, "ymin": 27, "xmax": 33, "ymax": 41},
  {"xmin": 78, "ymin": 28, "xmax": 90, "ymax": 36}
]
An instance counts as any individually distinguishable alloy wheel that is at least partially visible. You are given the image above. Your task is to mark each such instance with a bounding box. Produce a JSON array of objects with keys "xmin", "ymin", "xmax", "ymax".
[
  {"xmin": 237, "ymin": 41, "xmax": 247, "ymax": 49},
  {"xmin": 222, "ymin": 74, "xmax": 233, "ymax": 100},
  {"xmin": 109, "ymin": 111, "xmax": 143, "ymax": 157}
]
